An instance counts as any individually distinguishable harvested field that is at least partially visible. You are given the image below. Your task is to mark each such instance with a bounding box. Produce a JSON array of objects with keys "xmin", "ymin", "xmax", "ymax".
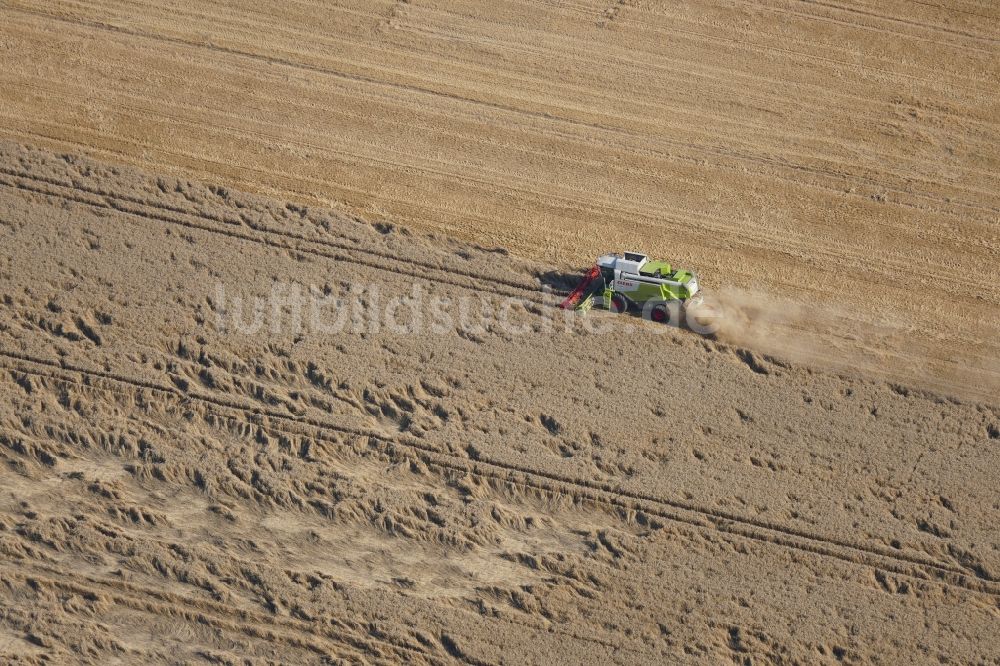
[
  {"xmin": 1, "ymin": 143, "xmax": 999, "ymax": 663},
  {"xmin": 1, "ymin": 0, "xmax": 999, "ymax": 663}
]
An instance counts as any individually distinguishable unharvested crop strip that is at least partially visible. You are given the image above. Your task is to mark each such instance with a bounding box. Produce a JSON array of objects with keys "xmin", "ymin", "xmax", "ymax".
[{"xmin": 3, "ymin": 350, "xmax": 998, "ymax": 601}]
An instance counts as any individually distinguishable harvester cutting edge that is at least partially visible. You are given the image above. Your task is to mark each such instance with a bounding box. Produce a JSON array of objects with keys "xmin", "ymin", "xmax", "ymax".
[{"xmin": 558, "ymin": 265, "xmax": 601, "ymax": 311}]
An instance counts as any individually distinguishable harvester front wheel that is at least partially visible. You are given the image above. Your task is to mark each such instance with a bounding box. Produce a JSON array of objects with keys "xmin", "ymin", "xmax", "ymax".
[{"xmin": 610, "ymin": 293, "xmax": 629, "ymax": 314}]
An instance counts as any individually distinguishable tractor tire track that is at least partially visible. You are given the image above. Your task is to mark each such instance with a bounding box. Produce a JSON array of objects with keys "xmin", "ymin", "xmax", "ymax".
[
  {"xmin": 480, "ymin": 0, "xmax": 998, "ymax": 94},
  {"xmin": 748, "ymin": 0, "xmax": 997, "ymax": 54},
  {"xmin": 3, "ymin": 350, "xmax": 998, "ymax": 601},
  {"xmin": 790, "ymin": 0, "xmax": 1000, "ymax": 45},
  {"xmin": 68, "ymin": 0, "xmax": 1000, "ymax": 130},
  {"xmin": 7, "ymin": 5, "xmax": 1000, "ymax": 226},
  {"xmin": 3, "ymin": 550, "xmax": 653, "ymax": 661},
  {"xmin": 0, "ymin": 563, "xmax": 426, "ymax": 663},
  {"xmin": 0, "ymin": 170, "xmax": 546, "ymax": 303}
]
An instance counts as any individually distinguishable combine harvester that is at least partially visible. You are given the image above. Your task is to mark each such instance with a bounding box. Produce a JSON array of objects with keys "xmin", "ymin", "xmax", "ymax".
[{"xmin": 560, "ymin": 252, "xmax": 702, "ymax": 324}]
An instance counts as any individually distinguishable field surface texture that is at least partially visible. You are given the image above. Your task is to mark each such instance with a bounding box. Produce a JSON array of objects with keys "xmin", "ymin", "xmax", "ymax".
[
  {"xmin": 1, "ymin": 144, "xmax": 999, "ymax": 664},
  {"xmin": 1, "ymin": 0, "xmax": 1000, "ymax": 664}
]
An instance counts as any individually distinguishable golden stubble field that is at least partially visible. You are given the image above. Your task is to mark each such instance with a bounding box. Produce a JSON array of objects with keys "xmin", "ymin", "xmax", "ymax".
[{"xmin": 1, "ymin": 0, "xmax": 999, "ymax": 397}]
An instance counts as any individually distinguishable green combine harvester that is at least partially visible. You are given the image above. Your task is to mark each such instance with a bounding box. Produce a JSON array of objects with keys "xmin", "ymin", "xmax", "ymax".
[{"xmin": 559, "ymin": 252, "xmax": 701, "ymax": 324}]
